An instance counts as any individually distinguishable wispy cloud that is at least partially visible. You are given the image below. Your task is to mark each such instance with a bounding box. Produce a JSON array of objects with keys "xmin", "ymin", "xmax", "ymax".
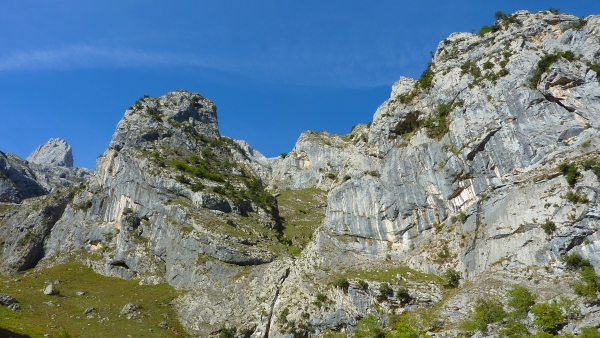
[
  {"xmin": 0, "ymin": 43, "xmax": 425, "ymax": 88},
  {"xmin": 0, "ymin": 44, "xmax": 232, "ymax": 72}
]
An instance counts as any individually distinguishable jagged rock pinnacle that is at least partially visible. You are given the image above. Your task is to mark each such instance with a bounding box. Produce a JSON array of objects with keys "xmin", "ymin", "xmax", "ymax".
[{"xmin": 27, "ymin": 138, "xmax": 74, "ymax": 167}]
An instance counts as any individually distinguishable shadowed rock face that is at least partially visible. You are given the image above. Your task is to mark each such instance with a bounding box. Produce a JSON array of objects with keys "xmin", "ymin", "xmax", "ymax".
[
  {"xmin": 0, "ymin": 152, "xmax": 47, "ymax": 203},
  {"xmin": 27, "ymin": 138, "xmax": 73, "ymax": 167}
]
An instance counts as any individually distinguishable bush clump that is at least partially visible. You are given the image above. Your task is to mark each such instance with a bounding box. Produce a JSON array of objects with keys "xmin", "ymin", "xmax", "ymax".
[
  {"xmin": 355, "ymin": 314, "xmax": 385, "ymax": 338},
  {"xmin": 478, "ymin": 25, "xmax": 495, "ymax": 37},
  {"xmin": 461, "ymin": 297, "xmax": 506, "ymax": 333},
  {"xmin": 333, "ymin": 278, "xmax": 350, "ymax": 292},
  {"xmin": 565, "ymin": 190, "xmax": 588, "ymax": 204},
  {"xmin": 507, "ymin": 284, "xmax": 536, "ymax": 318},
  {"xmin": 396, "ymin": 62, "xmax": 436, "ymax": 104},
  {"xmin": 444, "ymin": 267, "xmax": 461, "ymax": 288},
  {"xmin": 562, "ymin": 252, "xmax": 591, "ymax": 270},
  {"xmin": 558, "ymin": 162, "xmax": 580, "ymax": 186},
  {"xmin": 378, "ymin": 283, "xmax": 393, "ymax": 301},
  {"xmin": 498, "ymin": 321, "xmax": 530, "ymax": 337},
  {"xmin": 573, "ymin": 266, "xmax": 600, "ymax": 302},
  {"xmin": 175, "ymin": 174, "xmax": 191, "ymax": 185},
  {"xmin": 563, "ymin": 18, "xmax": 588, "ymax": 32},
  {"xmin": 530, "ymin": 301, "xmax": 565, "ymax": 334},
  {"xmin": 74, "ymin": 200, "xmax": 93, "ymax": 211},
  {"xmin": 541, "ymin": 220, "xmax": 556, "ymax": 235},
  {"xmin": 477, "ymin": 11, "xmax": 521, "ymax": 37},
  {"xmin": 530, "ymin": 51, "xmax": 576, "ymax": 88},
  {"xmin": 424, "ymin": 103, "xmax": 452, "ymax": 140},
  {"xmin": 396, "ymin": 287, "xmax": 412, "ymax": 305}
]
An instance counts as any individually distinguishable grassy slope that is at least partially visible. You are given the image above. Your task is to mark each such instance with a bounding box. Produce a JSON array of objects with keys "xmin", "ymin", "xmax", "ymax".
[
  {"xmin": 276, "ymin": 188, "xmax": 328, "ymax": 256},
  {"xmin": 0, "ymin": 262, "xmax": 188, "ymax": 338}
]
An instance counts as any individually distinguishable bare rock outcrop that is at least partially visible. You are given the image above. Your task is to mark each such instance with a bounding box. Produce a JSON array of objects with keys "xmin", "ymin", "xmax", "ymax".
[{"xmin": 27, "ymin": 138, "xmax": 74, "ymax": 167}]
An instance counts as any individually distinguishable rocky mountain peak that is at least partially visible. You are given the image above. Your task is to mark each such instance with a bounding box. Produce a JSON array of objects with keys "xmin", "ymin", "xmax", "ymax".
[
  {"xmin": 108, "ymin": 90, "xmax": 219, "ymax": 153},
  {"xmin": 26, "ymin": 138, "xmax": 73, "ymax": 167}
]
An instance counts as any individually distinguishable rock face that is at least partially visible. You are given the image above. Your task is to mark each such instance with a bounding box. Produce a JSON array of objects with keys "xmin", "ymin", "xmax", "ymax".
[
  {"xmin": 0, "ymin": 293, "xmax": 17, "ymax": 306},
  {"xmin": 27, "ymin": 138, "xmax": 74, "ymax": 167},
  {"xmin": 1, "ymin": 10, "xmax": 600, "ymax": 338},
  {"xmin": 0, "ymin": 151, "xmax": 47, "ymax": 203},
  {"xmin": 0, "ymin": 137, "xmax": 91, "ymax": 203}
]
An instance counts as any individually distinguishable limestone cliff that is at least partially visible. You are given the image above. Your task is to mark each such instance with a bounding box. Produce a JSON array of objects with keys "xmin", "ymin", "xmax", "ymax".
[{"xmin": 27, "ymin": 138, "xmax": 74, "ymax": 167}]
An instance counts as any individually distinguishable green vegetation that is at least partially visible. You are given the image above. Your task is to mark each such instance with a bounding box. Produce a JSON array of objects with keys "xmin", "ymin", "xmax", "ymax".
[
  {"xmin": 73, "ymin": 200, "xmax": 92, "ymax": 211},
  {"xmin": 338, "ymin": 263, "xmax": 444, "ymax": 286},
  {"xmin": 588, "ymin": 62, "xmax": 600, "ymax": 81},
  {"xmin": 190, "ymin": 182, "xmax": 205, "ymax": 192},
  {"xmin": 396, "ymin": 287, "xmax": 412, "ymax": 305},
  {"xmin": 507, "ymin": 284, "xmax": 536, "ymax": 318},
  {"xmin": 563, "ymin": 18, "xmax": 588, "ymax": 32},
  {"xmin": 581, "ymin": 327, "xmax": 600, "ymax": 338},
  {"xmin": 355, "ymin": 314, "xmax": 420, "ymax": 338},
  {"xmin": 357, "ymin": 280, "xmax": 369, "ymax": 291},
  {"xmin": 175, "ymin": 174, "xmax": 191, "ymax": 185},
  {"xmin": 147, "ymin": 107, "xmax": 163, "ymax": 121},
  {"xmin": 423, "ymin": 103, "xmax": 452, "ymax": 140},
  {"xmin": 365, "ymin": 170, "xmax": 381, "ymax": 177},
  {"xmin": 17, "ymin": 229, "xmax": 36, "ymax": 246},
  {"xmin": 170, "ymin": 150, "xmax": 276, "ymax": 212},
  {"xmin": 558, "ymin": 162, "xmax": 580, "ymax": 187},
  {"xmin": 443, "ymin": 267, "xmax": 461, "ymax": 288},
  {"xmin": 0, "ymin": 203, "xmax": 19, "ymax": 214},
  {"xmin": 396, "ymin": 62, "xmax": 435, "ymax": 104},
  {"xmin": 530, "ymin": 51, "xmax": 576, "ymax": 89},
  {"xmin": 573, "ymin": 266, "xmax": 600, "ymax": 302},
  {"xmin": 477, "ymin": 11, "xmax": 521, "ymax": 37},
  {"xmin": 415, "ymin": 62, "xmax": 435, "ymax": 90},
  {"xmin": 562, "ymin": 252, "xmax": 591, "ymax": 270},
  {"xmin": 313, "ymin": 293, "xmax": 328, "ymax": 308},
  {"xmin": 461, "ymin": 60, "xmax": 482, "ymax": 79},
  {"xmin": 565, "ymin": 190, "xmax": 588, "ymax": 204},
  {"xmin": 355, "ymin": 314, "xmax": 385, "ymax": 338},
  {"xmin": 277, "ymin": 188, "xmax": 328, "ymax": 256},
  {"xmin": 456, "ymin": 211, "xmax": 467, "ymax": 223},
  {"xmin": 391, "ymin": 111, "xmax": 421, "ymax": 138},
  {"xmin": 333, "ymin": 277, "xmax": 350, "ymax": 292},
  {"xmin": 278, "ymin": 307, "xmax": 290, "ymax": 323},
  {"xmin": 582, "ymin": 158, "xmax": 600, "ymax": 179},
  {"xmin": 530, "ymin": 301, "xmax": 565, "ymax": 334},
  {"xmin": 498, "ymin": 321, "xmax": 530, "ymax": 337},
  {"xmin": 460, "ymin": 297, "xmax": 506, "ymax": 333},
  {"xmin": 378, "ymin": 282, "xmax": 393, "ymax": 301},
  {"xmin": 478, "ymin": 25, "xmax": 494, "ymax": 37},
  {"xmin": 0, "ymin": 262, "xmax": 186, "ymax": 337},
  {"xmin": 541, "ymin": 220, "xmax": 556, "ymax": 235},
  {"xmin": 170, "ymin": 158, "xmax": 226, "ymax": 182}
]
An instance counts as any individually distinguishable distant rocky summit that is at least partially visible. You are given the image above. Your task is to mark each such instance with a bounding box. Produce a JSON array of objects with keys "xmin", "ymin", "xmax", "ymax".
[
  {"xmin": 1, "ymin": 9, "xmax": 600, "ymax": 338},
  {"xmin": 27, "ymin": 138, "xmax": 74, "ymax": 167}
]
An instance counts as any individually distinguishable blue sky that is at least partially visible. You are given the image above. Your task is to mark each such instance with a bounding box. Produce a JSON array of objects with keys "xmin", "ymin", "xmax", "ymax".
[{"xmin": 0, "ymin": 1, "xmax": 598, "ymax": 168}]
